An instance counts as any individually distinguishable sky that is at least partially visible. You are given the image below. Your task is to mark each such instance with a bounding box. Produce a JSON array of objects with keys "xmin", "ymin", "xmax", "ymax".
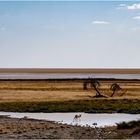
[{"xmin": 0, "ymin": 1, "xmax": 140, "ymax": 68}]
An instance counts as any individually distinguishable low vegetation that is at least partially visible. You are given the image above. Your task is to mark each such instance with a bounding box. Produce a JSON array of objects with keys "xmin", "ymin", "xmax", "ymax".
[
  {"xmin": 0, "ymin": 99, "xmax": 140, "ymax": 113},
  {"xmin": 117, "ymin": 120, "xmax": 140, "ymax": 129},
  {"xmin": 117, "ymin": 120, "xmax": 140, "ymax": 137}
]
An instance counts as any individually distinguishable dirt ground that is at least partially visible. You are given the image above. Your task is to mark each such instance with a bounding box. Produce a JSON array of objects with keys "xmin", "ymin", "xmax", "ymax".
[
  {"xmin": 0, "ymin": 79, "xmax": 139, "ymax": 102},
  {"xmin": 0, "ymin": 116, "xmax": 139, "ymax": 139}
]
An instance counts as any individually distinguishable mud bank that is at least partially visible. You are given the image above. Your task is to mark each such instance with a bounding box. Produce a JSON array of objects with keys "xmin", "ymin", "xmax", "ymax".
[{"xmin": 0, "ymin": 116, "xmax": 140, "ymax": 139}]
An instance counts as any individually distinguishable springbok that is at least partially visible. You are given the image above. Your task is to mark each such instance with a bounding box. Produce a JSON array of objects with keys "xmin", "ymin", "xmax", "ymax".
[{"xmin": 73, "ymin": 114, "xmax": 82, "ymax": 123}]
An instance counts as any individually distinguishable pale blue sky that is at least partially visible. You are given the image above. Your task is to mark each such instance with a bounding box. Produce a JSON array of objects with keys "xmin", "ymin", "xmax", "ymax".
[{"xmin": 0, "ymin": 1, "xmax": 140, "ymax": 68}]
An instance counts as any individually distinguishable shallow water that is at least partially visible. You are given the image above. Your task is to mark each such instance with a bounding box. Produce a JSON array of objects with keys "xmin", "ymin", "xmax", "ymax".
[
  {"xmin": 0, "ymin": 112, "xmax": 140, "ymax": 127},
  {"xmin": 0, "ymin": 73, "xmax": 140, "ymax": 79}
]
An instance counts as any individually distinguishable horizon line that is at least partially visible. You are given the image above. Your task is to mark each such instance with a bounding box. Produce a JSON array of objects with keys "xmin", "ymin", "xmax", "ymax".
[{"xmin": 0, "ymin": 68, "xmax": 140, "ymax": 74}]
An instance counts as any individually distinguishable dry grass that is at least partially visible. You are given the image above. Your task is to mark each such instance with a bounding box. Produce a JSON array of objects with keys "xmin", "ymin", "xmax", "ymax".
[
  {"xmin": 0, "ymin": 79, "xmax": 139, "ymax": 102},
  {"xmin": 0, "ymin": 90, "xmax": 91, "ymax": 102}
]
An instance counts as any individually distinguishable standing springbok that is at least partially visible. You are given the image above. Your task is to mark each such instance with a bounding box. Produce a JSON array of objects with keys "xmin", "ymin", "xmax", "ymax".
[{"xmin": 73, "ymin": 114, "xmax": 82, "ymax": 123}]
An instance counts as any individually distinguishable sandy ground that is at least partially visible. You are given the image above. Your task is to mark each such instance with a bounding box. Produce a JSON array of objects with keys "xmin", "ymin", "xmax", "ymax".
[
  {"xmin": 0, "ymin": 116, "xmax": 139, "ymax": 139},
  {"xmin": 0, "ymin": 79, "xmax": 139, "ymax": 102}
]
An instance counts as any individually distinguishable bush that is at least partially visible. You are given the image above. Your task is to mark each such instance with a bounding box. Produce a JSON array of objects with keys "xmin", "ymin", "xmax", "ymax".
[{"xmin": 117, "ymin": 120, "xmax": 140, "ymax": 129}]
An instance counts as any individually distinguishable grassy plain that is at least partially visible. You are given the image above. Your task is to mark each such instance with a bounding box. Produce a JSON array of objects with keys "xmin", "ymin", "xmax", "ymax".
[
  {"xmin": 0, "ymin": 78, "xmax": 139, "ymax": 112},
  {"xmin": 0, "ymin": 79, "xmax": 139, "ymax": 102}
]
